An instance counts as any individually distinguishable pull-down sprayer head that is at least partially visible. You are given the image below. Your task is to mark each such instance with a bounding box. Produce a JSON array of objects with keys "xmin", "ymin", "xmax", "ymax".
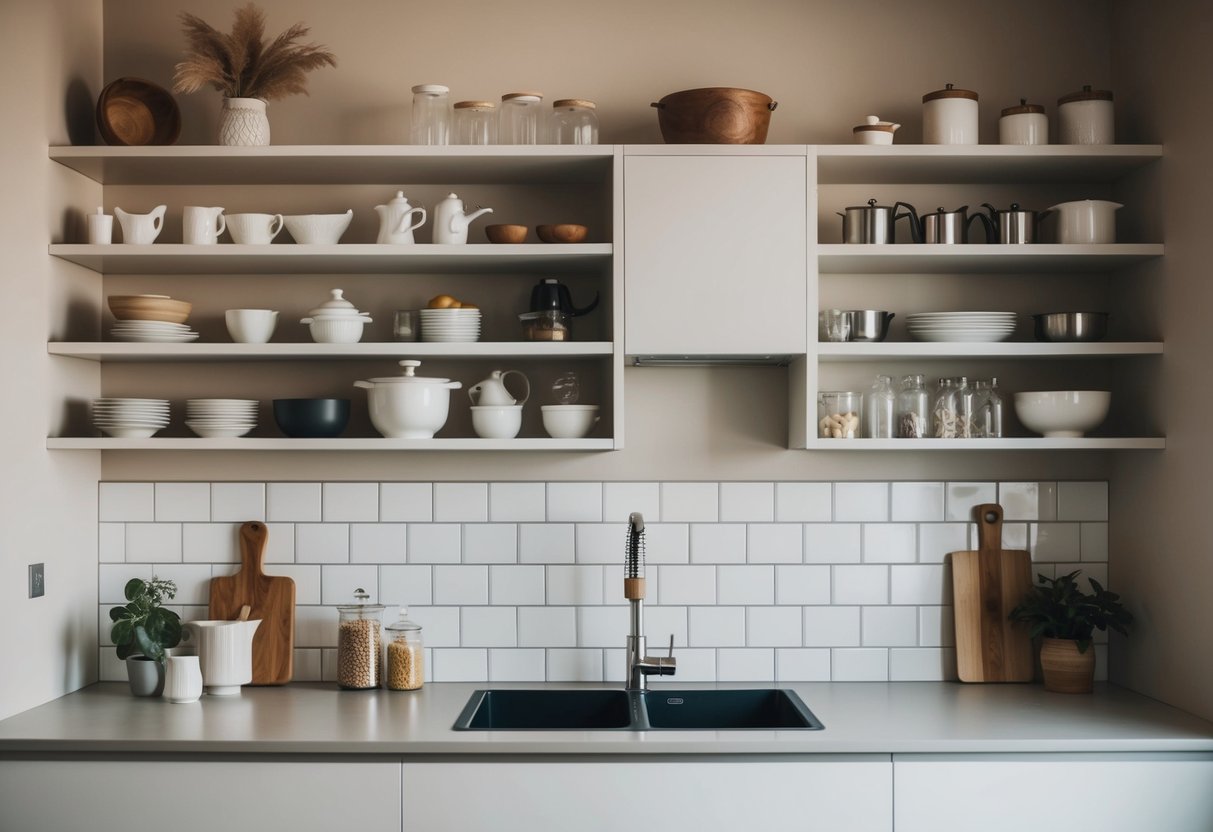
[{"xmin": 625, "ymin": 512, "xmax": 646, "ymax": 600}]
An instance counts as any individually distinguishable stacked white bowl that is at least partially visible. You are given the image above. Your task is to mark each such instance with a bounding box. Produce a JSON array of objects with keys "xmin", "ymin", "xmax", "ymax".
[
  {"xmin": 420, "ymin": 308, "xmax": 482, "ymax": 343},
  {"xmin": 92, "ymin": 398, "xmax": 169, "ymax": 438},
  {"xmin": 185, "ymin": 399, "xmax": 259, "ymax": 438},
  {"xmin": 907, "ymin": 311, "xmax": 1017, "ymax": 343}
]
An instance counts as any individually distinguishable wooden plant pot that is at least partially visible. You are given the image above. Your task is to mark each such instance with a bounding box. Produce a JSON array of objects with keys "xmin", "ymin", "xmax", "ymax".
[{"xmin": 1039, "ymin": 637, "xmax": 1096, "ymax": 694}]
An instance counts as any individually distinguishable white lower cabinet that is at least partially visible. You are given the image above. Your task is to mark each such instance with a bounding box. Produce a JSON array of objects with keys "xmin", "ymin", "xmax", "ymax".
[
  {"xmin": 894, "ymin": 753, "xmax": 1213, "ymax": 832},
  {"xmin": 0, "ymin": 759, "xmax": 402, "ymax": 832},
  {"xmin": 401, "ymin": 757, "xmax": 892, "ymax": 831}
]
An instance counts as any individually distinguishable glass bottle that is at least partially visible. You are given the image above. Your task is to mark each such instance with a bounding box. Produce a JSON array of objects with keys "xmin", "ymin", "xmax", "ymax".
[
  {"xmin": 453, "ymin": 100, "xmax": 497, "ymax": 145},
  {"xmin": 384, "ymin": 609, "xmax": 424, "ymax": 691},
  {"xmin": 865, "ymin": 375, "xmax": 895, "ymax": 439},
  {"xmin": 955, "ymin": 377, "xmax": 975, "ymax": 438},
  {"xmin": 551, "ymin": 99, "xmax": 599, "ymax": 144},
  {"xmin": 410, "ymin": 84, "xmax": 451, "ymax": 145},
  {"xmin": 500, "ymin": 92, "xmax": 545, "ymax": 144},
  {"xmin": 973, "ymin": 378, "xmax": 1005, "ymax": 439},
  {"xmin": 896, "ymin": 374, "xmax": 930, "ymax": 438},
  {"xmin": 932, "ymin": 377, "xmax": 958, "ymax": 438},
  {"xmin": 336, "ymin": 588, "xmax": 384, "ymax": 689}
]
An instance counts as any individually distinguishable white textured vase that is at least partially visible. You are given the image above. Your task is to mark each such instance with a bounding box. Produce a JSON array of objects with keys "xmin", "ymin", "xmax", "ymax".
[{"xmin": 219, "ymin": 97, "xmax": 270, "ymax": 146}]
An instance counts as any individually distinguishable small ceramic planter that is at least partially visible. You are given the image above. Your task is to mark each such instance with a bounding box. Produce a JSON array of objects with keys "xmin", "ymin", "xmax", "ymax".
[
  {"xmin": 125, "ymin": 655, "xmax": 165, "ymax": 697},
  {"xmin": 219, "ymin": 97, "xmax": 270, "ymax": 146},
  {"xmin": 1039, "ymin": 637, "xmax": 1096, "ymax": 694}
]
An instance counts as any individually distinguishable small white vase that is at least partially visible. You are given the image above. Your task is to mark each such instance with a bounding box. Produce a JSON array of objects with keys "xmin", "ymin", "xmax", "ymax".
[
  {"xmin": 219, "ymin": 97, "xmax": 270, "ymax": 146},
  {"xmin": 163, "ymin": 654, "xmax": 204, "ymax": 704}
]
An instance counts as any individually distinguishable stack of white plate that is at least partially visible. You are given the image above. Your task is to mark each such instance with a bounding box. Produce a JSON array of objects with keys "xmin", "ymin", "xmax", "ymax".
[
  {"xmin": 907, "ymin": 311, "xmax": 1017, "ymax": 343},
  {"xmin": 185, "ymin": 399, "xmax": 258, "ymax": 438},
  {"xmin": 419, "ymin": 308, "xmax": 482, "ymax": 343},
  {"xmin": 110, "ymin": 320, "xmax": 200, "ymax": 343},
  {"xmin": 92, "ymin": 398, "xmax": 169, "ymax": 439}
]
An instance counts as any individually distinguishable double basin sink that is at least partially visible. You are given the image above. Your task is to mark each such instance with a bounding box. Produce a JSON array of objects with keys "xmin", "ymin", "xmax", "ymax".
[{"xmin": 453, "ymin": 688, "xmax": 823, "ymax": 731}]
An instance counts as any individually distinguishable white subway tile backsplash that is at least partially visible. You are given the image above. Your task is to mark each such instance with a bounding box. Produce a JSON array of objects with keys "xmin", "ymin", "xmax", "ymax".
[
  {"xmin": 264, "ymin": 523, "xmax": 295, "ymax": 563},
  {"xmin": 661, "ymin": 482, "xmax": 719, "ymax": 522},
  {"xmin": 433, "ymin": 565, "xmax": 488, "ymax": 605},
  {"xmin": 296, "ymin": 523, "xmax": 350, "ymax": 564},
  {"xmin": 775, "ymin": 482, "xmax": 832, "ymax": 522},
  {"xmin": 546, "ymin": 565, "xmax": 604, "ymax": 605},
  {"xmin": 99, "ymin": 523, "xmax": 125, "ymax": 563},
  {"xmin": 548, "ymin": 648, "xmax": 604, "ymax": 682},
  {"xmin": 862, "ymin": 524, "xmax": 917, "ymax": 563},
  {"xmin": 407, "ymin": 523, "xmax": 461, "ymax": 563},
  {"xmin": 575, "ymin": 522, "xmax": 627, "ymax": 564},
  {"xmin": 834, "ymin": 483, "xmax": 888, "ymax": 522},
  {"xmin": 777, "ymin": 648, "xmax": 831, "ymax": 682},
  {"xmin": 462, "ymin": 607, "xmax": 517, "ymax": 647},
  {"xmin": 747, "ymin": 606, "xmax": 802, "ymax": 646},
  {"xmin": 101, "ymin": 564, "xmax": 211, "ymax": 606},
  {"xmin": 645, "ymin": 523, "xmax": 690, "ymax": 563},
  {"xmin": 262, "ymin": 564, "xmax": 322, "ymax": 605},
  {"xmin": 321, "ymin": 564, "xmax": 379, "ymax": 606},
  {"xmin": 1031, "ymin": 523, "xmax": 1081, "ymax": 562},
  {"xmin": 379, "ymin": 565, "xmax": 433, "ymax": 607},
  {"xmin": 891, "ymin": 482, "xmax": 944, "ymax": 522},
  {"xmin": 350, "ymin": 523, "xmax": 406, "ymax": 564},
  {"xmin": 862, "ymin": 606, "xmax": 918, "ymax": 647},
  {"xmin": 578, "ymin": 606, "xmax": 630, "ymax": 647},
  {"xmin": 890, "ymin": 647, "xmax": 957, "ymax": 681},
  {"xmin": 266, "ymin": 482, "xmax": 321, "ymax": 522},
  {"xmin": 126, "ymin": 523, "xmax": 182, "ymax": 563},
  {"xmin": 720, "ymin": 482, "xmax": 774, "ymax": 522},
  {"xmin": 182, "ymin": 523, "xmax": 237, "ymax": 563},
  {"xmin": 548, "ymin": 482, "xmax": 603, "ymax": 522},
  {"xmin": 918, "ymin": 606, "xmax": 956, "ymax": 647},
  {"xmin": 433, "ymin": 648, "xmax": 488, "ymax": 682},
  {"xmin": 489, "ymin": 482, "xmax": 546, "ymax": 521},
  {"xmin": 211, "ymin": 483, "xmax": 265, "ymax": 522},
  {"xmin": 292, "ymin": 648, "xmax": 322, "ymax": 682},
  {"xmin": 434, "ymin": 483, "xmax": 488, "ymax": 522},
  {"xmin": 602, "ymin": 482, "xmax": 660, "ymax": 523},
  {"xmin": 490, "ymin": 565, "xmax": 545, "ymax": 605},
  {"xmin": 774, "ymin": 565, "xmax": 830, "ymax": 605},
  {"xmin": 1057, "ymin": 482, "xmax": 1108, "ymax": 521},
  {"xmin": 717, "ymin": 648, "xmax": 774, "ymax": 681},
  {"xmin": 408, "ymin": 607, "xmax": 459, "ymax": 647},
  {"xmin": 805, "ymin": 524, "xmax": 862, "ymax": 563},
  {"xmin": 688, "ymin": 606, "xmax": 745, "ymax": 647},
  {"xmin": 380, "ymin": 483, "xmax": 433, "ymax": 522},
  {"xmin": 520, "ymin": 523, "xmax": 574, "ymax": 564},
  {"xmin": 155, "ymin": 483, "xmax": 210, "ymax": 522},
  {"xmin": 100, "ymin": 483, "xmax": 154, "ymax": 522},
  {"xmin": 1081, "ymin": 523, "xmax": 1109, "ymax": 562},
  {"xmin": 464, "ymin": 524, "xmax": 518, "ymax": 564},
  {"xmin": 945, "ymin": 483, "xmax": 996, "ymax": 521},
  {"xmin": 918, "ymin": 524, "xmax": 969, "ymax": 563},
  {"xmin": 1001, "ymin": 522, "xmax": 1029, "ymax": 550},
  {"xmin": 832, "ymin": 648, "xmax": 889, "ymax": 681},
  {"xmin": 643, "ymin": 605, "xmax": 688, "ymax": 647},
  {"xmin": 998, "ymin": 482, "xmax": 1049, "ymax": 521},
  {"xmin": 715, "ymin": 565, "xmax": 773, "ymax": 605},
  {"xmin": 667, "ymin": 648, "xmax": 717, "ymax": 682},
  {"xmin": 489, "ymin": 648, "xmax": 546, "ymax": 682},
  {"xmin": 747, "ymin": 523, "xmax": 803, "ymax": 563},
  {"xmin": 833, "ymin": 565, "xmax": 888, "ymax": 605},
  {"xmin": 518, "ymin": 606, "xmax": 576, "ymax": 647},
  {"xmin": 890, "ymin": 565, "xmax": 949, "ymax": 605},
  {"xmin": 803, "ymin": 606, "xmax": 860, "ymax": 647},
  {"xmin": 690, "ymin": 523, "xmax": 746, "ymax": 563},
  {"xmin": 658, "ymin": 565, "xmax": 716, "ymax": 605}
]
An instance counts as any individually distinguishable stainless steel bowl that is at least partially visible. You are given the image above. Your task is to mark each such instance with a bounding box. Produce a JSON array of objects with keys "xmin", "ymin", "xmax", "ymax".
[
  {"xmin": 846, "ymin": 310, "xmax": 895, "ymax": 342},
  {"xmin": 1032, "ymin": 312, "xmax": 1109, "ymax": 342}
]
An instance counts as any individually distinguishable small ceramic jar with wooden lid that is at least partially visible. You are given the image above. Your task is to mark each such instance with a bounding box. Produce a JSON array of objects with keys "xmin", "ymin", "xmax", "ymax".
[
  {"xmin": 999, "ymin": 99, "xmax": 1049, "ymax": 145},
  {"xmin": 852, "ymin": 115, "xmax": 900, "ymax": 145},
  {"xmin": 923, "ymin": 83, "xmax": 979, "ymax": 144},
  {"xmin": 1058, "ymin": 85, "xmax": 1114, "ymax": 144}
]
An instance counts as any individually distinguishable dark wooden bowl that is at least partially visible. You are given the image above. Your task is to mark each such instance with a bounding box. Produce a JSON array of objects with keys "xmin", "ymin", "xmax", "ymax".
[
  {"xmin": 485, "ymin": 224, "xmax": 529, "ymax": 244},
  {"xmin": 96, "ymin": 77, "xmax": 181, "ymax": 146},
  {"xmin": 651, "ymin": 87, "xmax": 777, "ymax": 144}
]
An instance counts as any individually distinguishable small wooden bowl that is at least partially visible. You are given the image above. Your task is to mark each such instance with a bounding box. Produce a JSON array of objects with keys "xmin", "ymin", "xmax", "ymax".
[
  {"xmin": 536, "ymin": 224, "xmax": 588, "ymax": 244},
  {"xmin": 96, "ymin": 77, "xmax": 181, "ymax": 146},
  {"xmin": 108, "ymin": 294, "xmax": 192, "ymax": 323},
  {"xmin": 485, "ymin": 224, "xmax": 529, "ymax": 244}
]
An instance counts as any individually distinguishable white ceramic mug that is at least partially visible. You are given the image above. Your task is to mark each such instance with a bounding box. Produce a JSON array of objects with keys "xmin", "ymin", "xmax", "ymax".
[
  {"xmin": 114, "ymin": 205, "xmax": 166, "ymax": 245},
  {"xmin": 86, "ymin": 207, "xmax": 113, "ymax": 245},
  {"xmin": 225, "ymin": 309, "xmax": 279, "ymax": 343},
  {"xmin": 226, "ymin": 212, "xmax": 283, "ymax": 244},
  {"xmin": 163, "ymin": 654, "xmax": 203, "ymax": 704},
  {"xmin": 183, "ymin": 206, "xmax": 226, "ymax": 245},
  {"xmin": 471, "ymin": 404, "xmax": 523, "ymax": 439}
]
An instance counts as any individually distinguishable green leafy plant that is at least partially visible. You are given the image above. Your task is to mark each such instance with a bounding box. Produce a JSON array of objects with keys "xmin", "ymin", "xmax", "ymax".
[
  {"xmin": 109, "ymin": 577, "xmax": 183, "ymax": 664},
  {"xmin": 1009, "ymin": 570, "xmax": 1133, "ymax": 653}
]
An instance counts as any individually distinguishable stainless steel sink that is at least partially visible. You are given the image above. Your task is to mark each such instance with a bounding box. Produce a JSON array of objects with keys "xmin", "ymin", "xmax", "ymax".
[{"xmin": 452, "ymin": 688, "xmax": 823, "ymax": 731}]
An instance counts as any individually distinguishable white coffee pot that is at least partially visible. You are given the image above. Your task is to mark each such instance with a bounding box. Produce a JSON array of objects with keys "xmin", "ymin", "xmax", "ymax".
[
  {"xmin": 468, "ymin": 369, "xmax": 530, "ymax": 406},
  {"xmin": 114, "ymin": 204, "xmax": 167, "ymax": 245},
  {"xmin": 374, "ymin": 191, "xmax": 427, "ymax": 244},
  {"xmin": 432, "ymin": 193, "xmax": 493, "ymax": 245}
]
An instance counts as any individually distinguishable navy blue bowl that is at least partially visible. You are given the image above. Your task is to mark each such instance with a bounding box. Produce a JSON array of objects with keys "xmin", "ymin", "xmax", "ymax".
[{"xmin": 273, "ymin": 398, "xmax": 350, "ymax": 438}]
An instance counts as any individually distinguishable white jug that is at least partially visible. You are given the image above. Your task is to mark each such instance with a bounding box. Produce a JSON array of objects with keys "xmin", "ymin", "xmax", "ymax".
[
  {"xmin": 186, "ymin": 619, "xmax": 261, "ymax": 695},
  {"xmin": 114, "ymin": 205, "xmax": 167, "ymax": 245},
  {"xmin": 375, "ymin": 191, "xmax": 427, "ymax": 244},
  {"xmin": 468, "ymin": 369, "xmax": 530, "ymax": 406},
  {"xmin": 183, "ymin": 206, "xmax": 226, "ymax": 245},
  {"xmin": 163, "ymin": 653, "xmax": 203, "ymax": 703},
  {"xmin": 432, "ymin": 193, "xmax": 493, "ymax": 245},
  {"xmin": 1047, "ymin": 199, "xmax": 1122, "ymax": 244}
]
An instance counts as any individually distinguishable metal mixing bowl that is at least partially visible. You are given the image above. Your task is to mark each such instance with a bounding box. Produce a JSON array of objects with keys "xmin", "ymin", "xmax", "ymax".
[
  {"xmin": 846, "ymin": 310, "xmax": 895, "ymax": 342},
  {"xmin": 1032, "ymin": 312, "xmax": 1109, "ymax": 342}
]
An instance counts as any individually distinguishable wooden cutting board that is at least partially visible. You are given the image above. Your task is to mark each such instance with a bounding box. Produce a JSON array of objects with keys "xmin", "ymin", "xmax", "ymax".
[
  {"xmin": 208, "ymin": 522, "xmax": 295, "ymax": 685},
  {"xmin": 950, "ymin": 503, "xmax": 1034, "ymax": 683}
]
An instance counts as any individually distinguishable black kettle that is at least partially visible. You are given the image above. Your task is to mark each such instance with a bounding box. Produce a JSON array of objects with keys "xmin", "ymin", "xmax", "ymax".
[{"xmin": 529, "ymin": 278, "xmax": 599, "ymax": 316}]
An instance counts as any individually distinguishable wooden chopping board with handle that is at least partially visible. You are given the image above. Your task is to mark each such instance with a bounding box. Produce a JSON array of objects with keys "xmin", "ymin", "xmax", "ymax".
[
  {"xmin": 950, "ymin": 503, "xmax": 1034, "ymax": 683},
  {"xmin": 208, "ymin": 521, "xmax": 295, "ymax": 685}
]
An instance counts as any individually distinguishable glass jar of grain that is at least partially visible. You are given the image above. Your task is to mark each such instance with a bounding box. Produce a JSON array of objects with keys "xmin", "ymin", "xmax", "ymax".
[
  {"xmin": 385, "ymin": 609, "xmax": 424, "ymax": 691},
  {"xmin": 336, "ymin": 589, "xmax": 383, "ymax": 689}
]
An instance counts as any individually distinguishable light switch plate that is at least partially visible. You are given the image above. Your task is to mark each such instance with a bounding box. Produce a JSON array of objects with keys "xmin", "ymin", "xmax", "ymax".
[{"xmin": 29, "ymin": 563, "xmax": 44, "ymax": 598}]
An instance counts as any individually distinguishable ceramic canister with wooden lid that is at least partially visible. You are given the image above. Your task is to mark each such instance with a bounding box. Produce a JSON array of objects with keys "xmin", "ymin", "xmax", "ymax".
[
  {"xmin": 999, "ymin": 99, "xmax": 1049, "ymax": 145},
  {"xmin": 1058, "ymin": 85, "xmax": 1114, "ymax": 144},
  {"xmin": 923, "ymin": 83, "xmax": 979, "ymax": 144}
]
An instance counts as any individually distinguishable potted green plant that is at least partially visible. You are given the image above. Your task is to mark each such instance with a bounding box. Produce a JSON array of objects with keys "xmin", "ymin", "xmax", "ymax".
[
  {"xmin": 1009, "ymin": 570, "xmax": 1133, "ymax": 693},
  {"xmin": 109, "ymin": 577, "xmax": 183, "ymax": 697}
]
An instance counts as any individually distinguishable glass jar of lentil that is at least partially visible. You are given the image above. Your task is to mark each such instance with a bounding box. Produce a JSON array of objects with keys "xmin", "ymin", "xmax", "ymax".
[
  {"xmin": 336, "ymin": 589, "xmax": 383, "ymax": 689},
  {"xmin": 384, "ymin": 609, "xmax": 424, "ymax": 691}
]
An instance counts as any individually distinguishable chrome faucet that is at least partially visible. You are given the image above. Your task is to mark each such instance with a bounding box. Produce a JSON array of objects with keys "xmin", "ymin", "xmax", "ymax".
[{"xmin": 624, "ymin": 512, "xmax": 676, "ymax": 690}]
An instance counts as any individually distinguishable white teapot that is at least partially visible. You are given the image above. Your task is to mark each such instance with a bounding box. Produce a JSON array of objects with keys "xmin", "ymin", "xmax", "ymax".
[
  {"xmin": 432, "ymin": 193, "xmax": 493, "ymax": 245},
  {"xmin": 374, "ymin": 191, "xmax": 427, "ymax": 244},
  {"xmin": 468, "ymin": 369, "xmax": 530, "ymax": 406}
]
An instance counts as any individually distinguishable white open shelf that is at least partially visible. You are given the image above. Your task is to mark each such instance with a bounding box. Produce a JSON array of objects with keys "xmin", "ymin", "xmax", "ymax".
[
  {"xmin": 816, "ymin": 244, "xmax": 1163, "ymax": 274},
  {"xmin": 804, "ymin": 437, "xmax": 1166, "ymax": 450},
  {"xmin": 49, "ymin": 243, "xmax": 613, "ymax": 275},
  {"xmin": 816, "ymin": 342, "xmax": 1163, "ymax": 361},
  {"xmin": 48, "ymin": 144, "xmax": 615, "ymax": 185},
  {"xmin": 814, "ymin": 144, "xmax": 1163, "ymax": 184},
  {"xmin": 48, "ymin": 342, "xmax": 615, "ymax": 362},
  {"xmin": 46, "ymin": 437, "xmax": 615, "ymax": 451}
]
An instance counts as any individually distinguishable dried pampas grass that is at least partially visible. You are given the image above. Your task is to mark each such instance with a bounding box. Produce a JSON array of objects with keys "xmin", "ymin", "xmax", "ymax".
[{"xmin": 172, "ymin": 3, "xmax": 336, "ymax": 101}]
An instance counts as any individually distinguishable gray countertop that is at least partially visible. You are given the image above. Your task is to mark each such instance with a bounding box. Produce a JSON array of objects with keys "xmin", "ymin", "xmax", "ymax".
[{"xmin": 1, "ymin": 681, "xmax": 1211, "ymax": 756}]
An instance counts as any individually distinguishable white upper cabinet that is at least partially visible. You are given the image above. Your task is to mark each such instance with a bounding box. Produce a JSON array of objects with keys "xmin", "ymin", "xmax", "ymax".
[{"xmin": 624, "ymin": 151, "xmax": 808, "ymax": 357}]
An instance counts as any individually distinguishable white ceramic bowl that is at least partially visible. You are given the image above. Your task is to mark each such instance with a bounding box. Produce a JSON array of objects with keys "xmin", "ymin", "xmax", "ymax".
[
  {"xmin": 1014, "ymin": 390, "xmax": 1111, "ymax": 438},
  {"xmin": 283, "ymin": 210, "xmax": 353, "ymax": 245},
  {"xmin": 225, "ymin": 309, "xmax": 279, "ymax": 344},
  {"xmin": 541, "ymin": 404, "xmax": 600, "ymax": 439},
  {"xmin": 471, "ymin": 405, "xmax": 523, "ymax": 439},
  {"xmin": 301, "ymin": 315, "xmax": 370, "ymax": 344}
]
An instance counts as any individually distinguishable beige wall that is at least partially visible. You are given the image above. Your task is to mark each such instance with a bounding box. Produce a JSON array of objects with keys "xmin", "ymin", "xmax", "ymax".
[
  {"xmin": 1109, "ymin": 2, "xmax": 1213, "ymax": 721},
  {"xmin": 0, "ymin": 0, "xmax": 103, "ymax": 720}
]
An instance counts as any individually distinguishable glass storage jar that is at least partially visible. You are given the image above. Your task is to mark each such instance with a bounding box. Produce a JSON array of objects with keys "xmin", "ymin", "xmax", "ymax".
[
  {"xmin": 818, "ymin": 391, "xmax": 862, "ymax": 439},
  {"xmin": 551, "ymin": 99, "xmax": 599, "ymax": 144},
  {"xmin": 865, "ymin": 375, "xmax": 895, "ymax": 439},
  {"xmin": 955, "ymin": 377, "xmax": 975, "ymax": 438},
  {"xmin": 384, "ymin": 609, "xmax": 424, "ymax": 691},
  {"xmin": 410, "ymin": 84, "xmax": 451, "ymax": 145},
  {"xmin": 896, "ymin": 374, "xmax": 930, "ymax": 438},
  {"xmin": 453, "ymin": 100, "xmax": 497, "ymax": 145},
  {"xmin": 932, "ymin": 377, "xmax": 959, "ymax": 438},
  {"xmin": 336, "ymin": 589, "xmax": 384, "ymax": 689},
  {"xmin": 500, "ymin": 92, "xmax": 545, "ymax": 144},
  {"xmin": 971, "ymin": 378, "xmax": 1005, "ymax": 439}
]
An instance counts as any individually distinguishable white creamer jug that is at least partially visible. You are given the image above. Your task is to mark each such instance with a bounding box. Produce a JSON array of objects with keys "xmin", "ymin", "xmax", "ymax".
[
  {"xmin": 186, "ymin": 619, "xmax": 261, "ymax": 695},
  {"xmin": 468, "ymin": 369, "xmax": 530, "ymax": 406}
]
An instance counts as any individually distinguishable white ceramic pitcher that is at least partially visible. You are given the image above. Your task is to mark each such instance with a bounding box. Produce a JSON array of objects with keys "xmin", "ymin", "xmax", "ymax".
[
  {"xmin": 163, "ymin": 653, "xmax": 203, "ymax": 703},
  {"xmin": 468, "ymin": 369, "xmax": 530, "ymax": 406},
  {"xmin": 374, "ymin": 191, "xmax": 427, "ymax": 244},
  {"xmin": 114, "ymin": 205, "xmax": 167, "ymax": 245},
  {"xmin": 183, "ymin": 206, "xmax": 226, "ymax": 245},
  {"xmin": 186, "ymin": 619, "xmax": 260, "ymax": 695}
]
